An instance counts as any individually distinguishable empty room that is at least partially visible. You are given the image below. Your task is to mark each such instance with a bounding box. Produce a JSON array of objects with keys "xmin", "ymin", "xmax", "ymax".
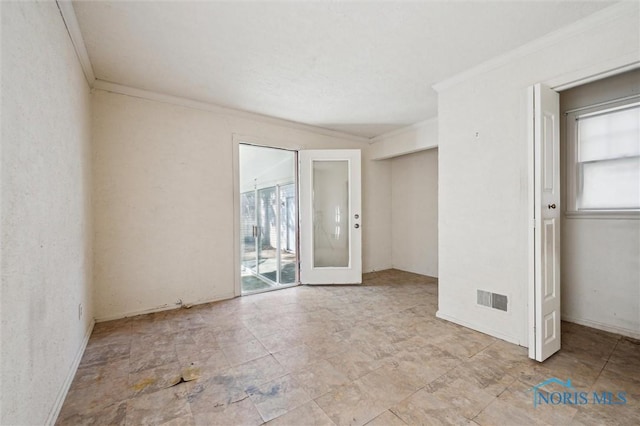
[{"xmin": 1, "ymin": 1, "xmax": 639, "ymax": 425}]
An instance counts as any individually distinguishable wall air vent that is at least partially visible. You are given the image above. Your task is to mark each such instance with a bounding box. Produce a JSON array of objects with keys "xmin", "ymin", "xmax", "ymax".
[{"xmin": 477, "ymin": 290, "xmax": 508, "ymax": 312}]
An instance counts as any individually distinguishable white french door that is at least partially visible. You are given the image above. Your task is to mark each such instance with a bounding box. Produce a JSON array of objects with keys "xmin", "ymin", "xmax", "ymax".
[
  {"xmin": 529, "ymin": 83, "xmax": 561, "ymax": 362},
  {"xmin": 299, "ymin": 150, "xmax": 362, "ymax": 284}
]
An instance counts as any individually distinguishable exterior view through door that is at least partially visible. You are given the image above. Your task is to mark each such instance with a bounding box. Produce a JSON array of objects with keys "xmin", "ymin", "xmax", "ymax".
[
  {"xmin": 239, "ymin": 144, "xmax": 297, "ymax": 294},
  {"xmin": 238, "ymin": 146, "xmax": 363, "ymax": 294}
]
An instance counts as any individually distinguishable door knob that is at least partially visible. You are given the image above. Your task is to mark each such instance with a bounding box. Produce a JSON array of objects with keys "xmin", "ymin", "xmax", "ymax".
[{"xmin": 548, "ymin": 204, "xmax": 556, "ymax": 209}]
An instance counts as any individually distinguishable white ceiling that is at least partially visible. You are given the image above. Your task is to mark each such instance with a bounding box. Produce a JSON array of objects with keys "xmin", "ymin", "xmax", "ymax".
[{"xmin": 72, "ymin": 1, "xmax": 614, "ymax": 138}]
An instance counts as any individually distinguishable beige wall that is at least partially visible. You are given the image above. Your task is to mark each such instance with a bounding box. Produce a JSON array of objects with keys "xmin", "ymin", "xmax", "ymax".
[
  {"xmin": 436, "ymin": 2, "xmax": 639, "ymax": 345},
  {"xmin": 391, "ymin": 149, "xmax": 438, "ymax": 277},
  {"xmin": 1, "ymin": 2, "xmax": 93, "ymax": 424},
  {"xmin": 560, "ymin": 70, "xmax": 640, "ymax": 338},
  {"xmin": 92, "ymin": 90, "xmax": 392, "ymax": 321}
]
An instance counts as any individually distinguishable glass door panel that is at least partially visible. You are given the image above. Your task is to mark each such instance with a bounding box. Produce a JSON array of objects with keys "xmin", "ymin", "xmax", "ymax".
[
  {"xmin": 257, "ymin": 187, "xmax": 277, "ymax": 283},
  {"xmin": 240, "ymin": 191, "xmax": 257, "ymax": 272},
  {"xmin": 312, "ymin": 161, "xmax": 350, "ymax": 268}
]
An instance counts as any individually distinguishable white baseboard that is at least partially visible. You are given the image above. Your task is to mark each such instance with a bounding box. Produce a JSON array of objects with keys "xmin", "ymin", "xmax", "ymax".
[
  {"xmin": 562, "ymin": 315, "xmax": 640, "ymax": 340},
  {"xmin": 95, "ymin": 293, "xmax": 236, "ymax": 322},
  {"xmin": 46, "ymin": 319, "xmax": 95, "ymax": 425},
  {"xmin": 435, "ymin": 310, "xmax": 523, "ymax": 347}
]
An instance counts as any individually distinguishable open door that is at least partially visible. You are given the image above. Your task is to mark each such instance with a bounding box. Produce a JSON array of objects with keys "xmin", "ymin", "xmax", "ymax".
[
  {"xmin": 299, "ymin": 150, "xmax": 362, "ymax": 284},
  {"xmin": 528, "ymin": 84, "xmax": 561, "ymax": 362}
]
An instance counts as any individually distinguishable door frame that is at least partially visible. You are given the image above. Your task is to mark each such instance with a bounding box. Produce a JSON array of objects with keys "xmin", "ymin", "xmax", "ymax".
[
  {"xmin": 232, "ymin": 134, "xmax": 302, "ymax": 297},
  {"xmin": 526, "ymin": 61, "xmax": 639, "ymax": 359}
]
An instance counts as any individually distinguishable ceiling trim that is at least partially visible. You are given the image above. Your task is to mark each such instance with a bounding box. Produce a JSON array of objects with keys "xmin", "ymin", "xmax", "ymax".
[
  {"xmin": 56, "ymin": 0, "xmax": 95, "ymax": 86},
  {"xmin": 432, "ymin": 1, "xmax": 636, "ymax": 93},
  {"xmin": 54, "ymin": 0, "xmax": 369, "ymax": 142},
  {"xmin": 369, "ymin": 117, "xmax": 437, "ymax": 144},
  {"xmin": 92, "ymin": 80, "xmax": 370, "ymax": 143},
  {"xmin": 549, "ymin": 60, "xmax": 640, "ymax": 92}
]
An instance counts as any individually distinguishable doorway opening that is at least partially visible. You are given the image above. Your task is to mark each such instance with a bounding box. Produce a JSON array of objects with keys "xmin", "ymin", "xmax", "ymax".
[
  {"xmin": 239, "ymin": 144, "xmax": 298, "ymax": 295},
  {"xmin": 558, "ymin": 69, "xmax": 640, "ymax": 340}
]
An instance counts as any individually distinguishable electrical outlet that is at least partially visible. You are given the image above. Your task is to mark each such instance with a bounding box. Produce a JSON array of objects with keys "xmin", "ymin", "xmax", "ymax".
[{"xmin": 78, "ymin": 303, "xmax": 83, "ymax": 320}]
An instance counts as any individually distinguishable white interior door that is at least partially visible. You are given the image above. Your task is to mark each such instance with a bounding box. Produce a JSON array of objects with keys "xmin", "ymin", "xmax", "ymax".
[
  {"xmin": 529, "ymin": 83, "xmax": 561, "ymax": 362},
  {"xmin": 299, "ymin": 149, "xmax": 362, "ymax": 284}
]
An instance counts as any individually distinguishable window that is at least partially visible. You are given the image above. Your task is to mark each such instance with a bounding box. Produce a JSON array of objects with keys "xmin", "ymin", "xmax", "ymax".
[{"xmin": 566, "ymin": 99, "xmax": 640, "ymax": 215}]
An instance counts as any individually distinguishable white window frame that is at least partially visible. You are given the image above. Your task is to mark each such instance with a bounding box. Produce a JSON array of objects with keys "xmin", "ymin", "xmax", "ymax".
[{"xmin": 566, "ymin": 97, "xmax": 640, "ymax": 219}]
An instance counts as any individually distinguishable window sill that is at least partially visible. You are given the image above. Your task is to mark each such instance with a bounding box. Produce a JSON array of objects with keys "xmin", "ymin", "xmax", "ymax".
[{"xmin": 565, "ymin": 211, "xmax": 640, "ymax": 220}]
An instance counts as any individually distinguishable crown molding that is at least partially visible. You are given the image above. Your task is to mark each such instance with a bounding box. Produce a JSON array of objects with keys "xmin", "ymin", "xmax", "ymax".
[
  {"xmin": 432, "ymin": 1, "xmax": 638, "ymax": 93},
  {"xmin": 56, "ymin": 0, "xmax": 95, "ymax": 86},
  {"xmin": 549, "ymin": 60, "xmax": 640, "ymax": 92},
  {"xmin": 369, "ymin": 116, "xmax": 437, "ymax": 144},
  {"xmin": 92, "ymin": 80, "xmax": 370, "ymax": 143}
]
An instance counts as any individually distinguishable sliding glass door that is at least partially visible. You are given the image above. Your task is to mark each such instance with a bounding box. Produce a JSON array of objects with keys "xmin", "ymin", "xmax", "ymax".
[{"xmin": 239, "ymin": 144, "xmax": 297, "ymax": 294}]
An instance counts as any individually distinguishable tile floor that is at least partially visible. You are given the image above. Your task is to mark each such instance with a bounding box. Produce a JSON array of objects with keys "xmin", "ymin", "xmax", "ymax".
[{"xmin": 57, "ymin": 269, "xmax": 640, "ymax": 425}]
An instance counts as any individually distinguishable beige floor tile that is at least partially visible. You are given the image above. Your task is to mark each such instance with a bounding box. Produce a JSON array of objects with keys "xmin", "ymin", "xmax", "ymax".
[
  {"xmin": 605, "ymin": 338, "xmax": 640, "ymax": 382},
  {"xmin": 129, "ymin": 347, "xmax": 179, "ymax": 374},
  {"xmin": 423, "ymin": 371, "xmax": 496, "ymax": 420},
  {"xmin": 325, "ymin": 349, "xmax": 381, "ymax": 381},
  {"xmin": 215, "ymin": 326, "xmax": 256, "ymax": 348},
  {"xmin": 176, "ymin": 341, "xmax": 224, "ymax": 365},
  {"xmin": 159, "ymin": 414, "xmax": 196, "ymax": 426},
  {"xmin": 359, "ymin": 365, "xmax": 423, "ymax": 406},
  {"xmin": 58, "ymin": 375, "xmax": 131, "ymax": 420},
  {"xmin": 58, "ymin": 270, "xmax": 640, "ymax": 426},
  {"xmin": 315, "ymin": 381, "xmax": 387, "ymax": 426},
  {"xmin": 192, "ymin": 395, "xmax": 262, "ymax": 426},
  {"xmin": 391, "ymin": 388, "xmax": 473, "ymax": 426},
  {"xmin": 56, "ymin": 400, "xmax": 127, "ymax": 426},
  {"xmin": 258, "ymin": 330, "xmax": 305, "ymax": 353},
  {"xmin": 266, "ymin": 400, "xmax": 334, "ymax": 425},
  {"xmin": 71, "ymin": 357, "xmax": 130, "ymax": 390},
  {"xmin": 222, "ymin": 338, "xmax": 269, "ymax": 366},
  {"xmin": 473, "ymin": 398, "xmax": 544, "ymax": 426},
  {"xmin": 130, "ymin": 317, "xmax": 174, "ymax": 336},
  {"xmin": 125, "ymin": 386, "xmax": 192, "ymax": 425},
  {"xmin": 493, "ymin": 379, "xmax": 578, "ymax": 425},
  {"xmin": 248, "ymin": 374, "xmax": 312, "ymax": 422},
  {"xmin": 180, "ymin": 327, "xmax": 220, "ymax": 348},
  {"xmin": 177, "ymin": 349, "xmax": 229, "ymax": 380},
  {"xmin": 292, "ymin": 359, "xmax": 351, "ymax": 399},
  {"xmin": 447, "ymin": 356, "xmax": 517, "ymax": 397},
  {"xmin": 79, "ymin": 342, "xmax": 130, "ymax": 368},
  {"xmin": 186, "ymin": 373, "xmax": 247, "ymax": 415},
  {"xmin": 428, "ymin": 331, "xmax": 495, "ymax": 360},
  {"xmin": 243, "ymin": 318, "xmax": 286, "ymax": 339},
  {"xmin": 386, "ymin": 349, "xmax": 451, "ymax": 387},
  {"xmin": 561, "ymin": 322, "xmax": 619, "ymax": 365},
  {"xmin": 571, "ymin": 403, "xmax": 640, "ymax": 426},
  {"xmin": 365, "ymin": 410, "xmax": 407, "ymax": 426},
  {"xmin": 232, "ymin": 354, "xmax": 287, "ymax": 390},
  {"xmin": 273, "ymin": 344, "xmax": 322, "ymax": 373},
  {"xmin": 513, "ymin": 352, "xmax": 604, "ymax": 389}
]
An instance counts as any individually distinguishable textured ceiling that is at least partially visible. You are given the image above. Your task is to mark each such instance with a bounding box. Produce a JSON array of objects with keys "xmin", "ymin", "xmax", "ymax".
[{"xmin": 73, "ymin": 1, "xmax": 614, "ymax": 138}]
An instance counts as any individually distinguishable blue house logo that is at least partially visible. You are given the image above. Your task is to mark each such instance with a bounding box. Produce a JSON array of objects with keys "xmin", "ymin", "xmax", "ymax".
[{"xmin": 529, "ymin": 377, "xmax": 627, "ymax": 408}]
